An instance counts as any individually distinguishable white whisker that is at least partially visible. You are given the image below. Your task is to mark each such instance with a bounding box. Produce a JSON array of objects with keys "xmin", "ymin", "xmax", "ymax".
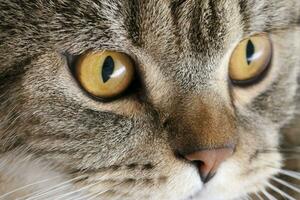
[
  {"xmin": 24, "ymin": 175, "xmax": 85, "ymax": 200},
  {"xmin": 0, "ymin": 175, "xmax": 61, "ymax": 199},
  {"xmin": 271, "ymin": 176, "xmax": 300, "ymax": 193},
  {"xmin": 80, "ymin": 188, "xmax": 113, "ymax": 200},
  {"xmin": 266, "ymin": 182, "xmax": 296, "ymax": 200},
  {"xmin": 54, "ymin": 180, "xmax": 106, "ymax": 200},
  {"xmin": 86, "ymin": 193, "xmax": 103, "ymax": 200},
  {"xmin": 261, "ymin": 189, "xmax": 277, "ymax": 200},
  {"xmin": 245, "ymin": 196, "xmax": 252, "ymax": 200},
  {"xmin": 75, "ymin": 192, "xmax": 98, "ymax": 200},
  {"xmin": 278, "ymin": 169, "xmax": 300, "ymax": 180},
  {"xmin": 64, "ymin": 181, "xmax": 125, "ymax": 200},
  {"xmin": 254, "ymin": 192, "xmax": 264, "ymax": 200},
  {"xmin": 283, "ymin": 155, "xmax": 300, "ymax": 160}
]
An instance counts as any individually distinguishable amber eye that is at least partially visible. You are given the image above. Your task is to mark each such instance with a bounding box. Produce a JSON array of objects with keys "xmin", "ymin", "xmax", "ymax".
[
  {"xmin": 75, "ymin": 51, "xmax": 135, "ymax": 99},
  {"xmin": 229, "ymin": 33, "xmax": 272, "ymax": 84}
]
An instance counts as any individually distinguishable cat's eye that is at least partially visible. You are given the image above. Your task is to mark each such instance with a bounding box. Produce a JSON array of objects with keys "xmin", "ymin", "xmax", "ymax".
[
  {"xmin": 74, "ymin": 51, "xmax": 135, "ymax": 99},
  {"xmin": 229, "ymin": 33, "xmax": 272, "ymax": 85}
]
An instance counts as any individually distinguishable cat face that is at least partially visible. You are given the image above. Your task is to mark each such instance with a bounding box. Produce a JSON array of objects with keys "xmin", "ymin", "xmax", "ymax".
[{"xmin": 0, "ymin": 0, "xmax": 299, "ymax": 199}]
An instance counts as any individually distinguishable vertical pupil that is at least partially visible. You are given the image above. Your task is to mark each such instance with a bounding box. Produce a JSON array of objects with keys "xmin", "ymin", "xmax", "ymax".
[
  {"xmin": 102, "ymin": 56, "xmax": 114, "ymax": 83},
  {"xmin": 246, "ymin": 39, "xmax": 255, "ymax": 65}
]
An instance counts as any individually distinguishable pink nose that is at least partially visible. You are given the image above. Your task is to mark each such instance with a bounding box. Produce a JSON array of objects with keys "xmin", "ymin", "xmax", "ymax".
[{"xmin": 185, "ymin": 147, "xmax": 234, "ymax": 183}]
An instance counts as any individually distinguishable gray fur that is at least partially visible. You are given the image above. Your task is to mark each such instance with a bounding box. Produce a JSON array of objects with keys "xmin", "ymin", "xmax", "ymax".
[{"xmin": 0, "ymin": 0, "xmax": 299, "ymax": 199}]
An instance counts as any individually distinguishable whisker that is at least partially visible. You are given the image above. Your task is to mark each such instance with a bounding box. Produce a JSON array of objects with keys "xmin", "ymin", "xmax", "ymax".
[
  {"xmin": 270, "ymin": 147, "xmax": 299, "ymax": 152},
  {"xmin": 261, "ymin": 189, "xmax": 277, "ymax": 200},
  {"xmin": 62, "ymin": 180, "xmax": 125, "ymax": 200},
  {"xmin": 2, "ymin": 113, "xmax": 22, "ymax": 132},
  {"xmin": 254, "ymin": 192, "xmax": 265, "ymax": 200},
  {"xmin": 79, "ymin": 187, "xmax": 115, "ymax": 200},
  {"xmin": 271, "ymin": 177, "xmax": 300, "ymax": 193},
  {"xmin": 75, "ymin": 192, "xmax": 99, "ymax": 200},
  {"xmin": 257, "ymin": 149, "xmax": 300, "ymax": 155},
  {"xmin": 252, "ymin": 158, "xmax": 299, "ymax": 178},
  {"xmin": 245, "ymin": 195, "xmax": 252, "ymax": 200},
  {"xmin": 0, "ymin": 175, "xmax": 62, "ymax": 199},
  {"xmin": 278, "ymin": 169, "xmax": 300, "ymax": 180},
  {"xmin": 283, "ymin": 155, "xmax": 300, "ymax": 160},
  {"xmin": 86, "ymin": 193, "xmax": 104, "ymax": 200},
  {"xmin": 266, "ymin": 182, "xmax": 296, "ymax": 200},
  {"xmin": 23, "ymin": 175, "xmax": 86, "ymax": 200},
  {"xmin": 54, "ymin": 180, "xmax": 107, "ymax": 200}
]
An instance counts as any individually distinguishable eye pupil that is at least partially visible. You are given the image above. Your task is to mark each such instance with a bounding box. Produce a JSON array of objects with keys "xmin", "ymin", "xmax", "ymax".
[
  {"xmin": 102, "ymin": 56, "xmax": 115, "ymax": 83},
  {"xmin": 246, "ymin": 39, "xmax": 255, "ymax": 65}
]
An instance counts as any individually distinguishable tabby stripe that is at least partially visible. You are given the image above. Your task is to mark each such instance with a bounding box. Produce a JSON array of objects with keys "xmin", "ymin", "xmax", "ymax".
[
  {"xmin": 188, "ymin": 0, "xmax": 226, "ymax": 54},
  {"xmin": 124, "ymin": 0, "xmax": 142, "ymax": 47},
  {"xmin": 169, "ymin": 0, "xmax": 187, "ymax": 51},
  {"xmin": 238, "ymin": 0, "xmax": 251, "ymax": 32}
]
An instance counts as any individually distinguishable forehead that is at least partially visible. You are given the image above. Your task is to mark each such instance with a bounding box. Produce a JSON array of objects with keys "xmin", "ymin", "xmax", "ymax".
[
  {"xmin": 116, "ymin": 0, "xmax": 241, "ymax": 90},
  {"xmin": 90, "ymin": 0, "xmax": 297, "ymax": 48},
  {"xmin": 118, "ymin": 0, "xmax": 241, "ymax": 57}
]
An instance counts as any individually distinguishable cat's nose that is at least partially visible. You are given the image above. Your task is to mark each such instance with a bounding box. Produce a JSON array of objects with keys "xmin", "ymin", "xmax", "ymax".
[{"xmin": 184, "ymin": 147, "xmax": 234, "ymax": 183}]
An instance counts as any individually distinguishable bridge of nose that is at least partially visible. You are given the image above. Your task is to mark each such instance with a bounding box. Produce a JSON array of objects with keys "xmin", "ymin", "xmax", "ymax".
[{"xmin": 165, "ymin": 94, "xmax": 237, "ymax": 155}]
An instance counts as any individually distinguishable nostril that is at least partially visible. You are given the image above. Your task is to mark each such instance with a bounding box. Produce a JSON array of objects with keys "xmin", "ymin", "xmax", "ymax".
[
  {"xmin": 193, "ymin": 160, "xmax": 216, "ymax": 183},
  {"xmin": 184, "ymin": 147, "xmax": 234, "ymax": 183}
]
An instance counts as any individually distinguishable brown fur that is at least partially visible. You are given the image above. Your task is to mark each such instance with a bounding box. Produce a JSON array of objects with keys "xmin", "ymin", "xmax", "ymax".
[{"xmin": 0, "ymin": 0, "xmax": 299, "ymax": 199}]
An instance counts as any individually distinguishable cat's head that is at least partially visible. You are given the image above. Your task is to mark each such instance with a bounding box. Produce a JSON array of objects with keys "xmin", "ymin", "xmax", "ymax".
[{"xmin": 0, "ymin": 0, "xmax": 299, "ymax": 199}]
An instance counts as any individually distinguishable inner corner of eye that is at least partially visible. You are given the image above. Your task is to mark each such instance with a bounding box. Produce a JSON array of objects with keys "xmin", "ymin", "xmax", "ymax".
[
  {"xmin": 65, "ymin": 52, "xmax": 80, "ymax": 70},
  {"xmin": 102, "ymin": 56, "xmax": 115, "ymax": 83}
]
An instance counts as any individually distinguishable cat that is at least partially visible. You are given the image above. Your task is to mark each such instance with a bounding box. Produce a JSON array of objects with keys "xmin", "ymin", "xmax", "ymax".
[{"xmin": 0, "ymin": 0, "xmax": 299, "ymax": 199}]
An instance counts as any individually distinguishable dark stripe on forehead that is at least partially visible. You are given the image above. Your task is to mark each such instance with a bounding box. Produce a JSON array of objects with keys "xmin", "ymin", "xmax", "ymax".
[
  {"xmin": 123, "ymin": 0, "xmax": 142, "ymax": 47},
  {"xmin": 170, "ymin": 0, "xmax": 187, "ymax": 52},
  {"xmin": 238, "ymin": 0, "xmax": 251, "ymax": 32},
  {"xmin": 188, "ymin": 0, "xmax": 226, "ymax": 54}
]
